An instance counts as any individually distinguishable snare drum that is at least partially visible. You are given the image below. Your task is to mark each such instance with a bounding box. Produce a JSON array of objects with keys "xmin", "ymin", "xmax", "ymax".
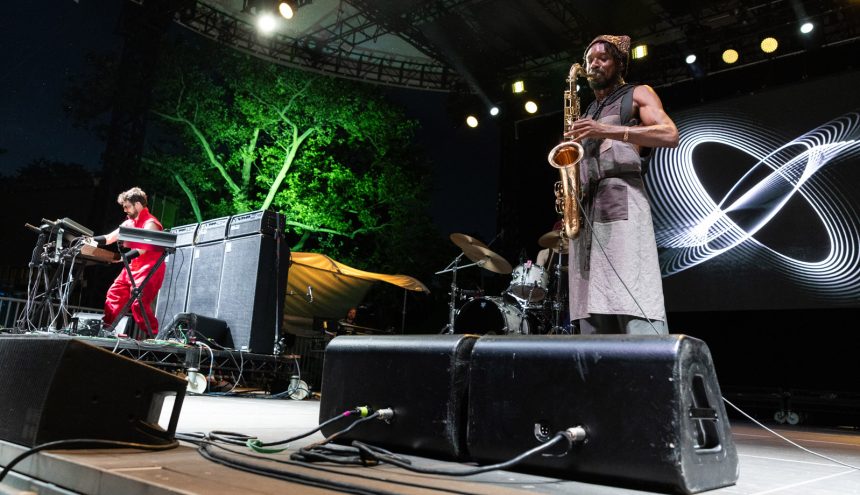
[
  {"xmin": 507, "ymin": 263, "xmax": 549, "ymax": 302},
  {"xmin": 454, "ymin": 296, "xmax": 531, "ymax": 335}
]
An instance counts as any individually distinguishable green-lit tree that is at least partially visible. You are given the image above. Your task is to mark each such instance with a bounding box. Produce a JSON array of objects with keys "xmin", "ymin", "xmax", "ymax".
[
  {"xmin": 68, "ymin": 37, "xmax": 443, "ymax": 274},
  {"xmin": 147, "ymin": 40, "xmax": 438, "ymax": 269}
]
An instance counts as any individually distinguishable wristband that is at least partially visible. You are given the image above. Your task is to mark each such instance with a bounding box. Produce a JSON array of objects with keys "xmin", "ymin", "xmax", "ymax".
[
  {"xmin": 92, "ymin": 235, "xmax": 107, "ymax": 244},
  {"xmin": 623, "ymin": 127, "xmax": 629, "ymax": 142},
  {"xmin": 123, "ymin": 249, "xmax": 141, "ymax": 261}
]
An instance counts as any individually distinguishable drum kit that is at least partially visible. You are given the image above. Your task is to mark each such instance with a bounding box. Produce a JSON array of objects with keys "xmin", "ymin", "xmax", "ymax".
[{"xmin": 437, "ymin": 230, "xmax": 570, "ymax": 335}]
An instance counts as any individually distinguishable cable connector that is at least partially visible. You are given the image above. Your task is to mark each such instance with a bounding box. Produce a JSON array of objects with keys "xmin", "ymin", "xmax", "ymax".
[
  {"xmin": 376, "ymin": 408, "xmax": 394, "ymax": 422},
  {"xmin": 562, "ymin": 426, "xmax": 587, "ymax": 444},
  {"xmin": 351, "ymin": 406, "xmax": 371, "ymax": 418}
]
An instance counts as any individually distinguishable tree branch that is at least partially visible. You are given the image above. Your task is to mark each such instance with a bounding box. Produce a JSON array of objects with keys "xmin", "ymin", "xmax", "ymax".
[
  {"xmin": 284, "ymin": 220, "xmax": 390, "ymax": 239},
  {"xmin": 174, "ymin": 173, "xmax": 203, "ymax": 223},
  {"xmin": 151, "ymin": 109, "xmax": 241, "ymax": 196},
  {"xmin": 261, "ymin": 126, "xmax": 317, "ymax": 210}
]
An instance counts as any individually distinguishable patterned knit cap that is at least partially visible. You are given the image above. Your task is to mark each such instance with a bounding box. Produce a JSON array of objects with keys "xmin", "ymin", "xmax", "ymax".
[{"xmin": 584, "ymin": 35, "xmax": 631, "ymax": 75}]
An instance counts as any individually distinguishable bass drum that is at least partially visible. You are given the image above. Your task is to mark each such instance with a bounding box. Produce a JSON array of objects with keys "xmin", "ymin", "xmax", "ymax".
[{"xmin": 455, "ymin": 296, "xmax": 530, "ymax": 335}]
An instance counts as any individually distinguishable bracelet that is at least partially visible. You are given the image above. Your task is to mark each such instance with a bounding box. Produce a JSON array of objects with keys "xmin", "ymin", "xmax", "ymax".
[{"xmin": 623, "ymin": 127, "xmax": 629, "ymax": 142}]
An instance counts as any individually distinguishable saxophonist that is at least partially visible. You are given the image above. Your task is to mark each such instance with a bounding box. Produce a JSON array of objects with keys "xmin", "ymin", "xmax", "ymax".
[{"xmin": 563, "ymin": 35, "xmax": 679, "ymax": 335}]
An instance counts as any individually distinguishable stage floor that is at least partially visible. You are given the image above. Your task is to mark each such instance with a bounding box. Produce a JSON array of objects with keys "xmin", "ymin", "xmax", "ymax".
[{"xmin": 2, "ymin": 395, "xmax": 859, "ymax": 494}]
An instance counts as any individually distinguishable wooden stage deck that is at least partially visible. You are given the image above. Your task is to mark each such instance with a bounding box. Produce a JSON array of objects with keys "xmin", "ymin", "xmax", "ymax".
[{"xmin": 2, "ymin": 395, "xmax": 859, "ymax": 494}]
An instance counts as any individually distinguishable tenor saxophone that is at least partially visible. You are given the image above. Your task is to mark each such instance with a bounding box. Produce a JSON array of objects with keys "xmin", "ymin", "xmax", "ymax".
[{"xmin": 547, "ymin": 63, "xmax": 586, "ymax": 239}]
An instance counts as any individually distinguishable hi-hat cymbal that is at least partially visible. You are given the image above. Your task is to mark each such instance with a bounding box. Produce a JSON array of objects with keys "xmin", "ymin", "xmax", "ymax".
[
  {"xmin": 538, "ymin": 229, "xmax": 568, "ymax": 252},
  {"xmin": 463, "ymin": 245, "xmax": 513, "ymax": 275},
  {"xmin": 450, "ymin": 233, "xmax": 489, "ymax": 252}
]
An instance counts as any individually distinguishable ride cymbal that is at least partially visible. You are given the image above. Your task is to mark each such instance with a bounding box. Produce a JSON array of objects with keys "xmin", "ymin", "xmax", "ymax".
[{"xmin": 538, "ymin": 230, "xmax": 568, "ymax": 252}]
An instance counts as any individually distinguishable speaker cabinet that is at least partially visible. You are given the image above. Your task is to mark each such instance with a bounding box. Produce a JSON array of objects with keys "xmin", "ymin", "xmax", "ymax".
[
  {"xmin": 466, "ymin": 335, "xmax": 739, "ymax": 494},
  {"xmin": 185, "ymin": 240, "xmax": 225, "ymax": 317},
  {"xmin": 155, "ymin": 245, "xmax": 194, "ymax": 329},
  {"xmin": 318, "ymin": 335, "xmax": 477, "ymax": 460},
  {"xmin": 195, "ymin": 216, "xmax": 229, "ymax": 244},
  {"xmin": 215, "ymin": 233, "xmax": 289, "ymax": 354},
  {"xmin": 0, "ymin": 336, "xmax": 185, "ymax": 447},
  {"xmin": 227, "ymin": 209, "xmax": 282, "ymax": 239}
]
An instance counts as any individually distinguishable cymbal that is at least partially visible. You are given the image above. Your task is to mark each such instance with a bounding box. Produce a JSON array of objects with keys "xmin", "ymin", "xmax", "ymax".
[
  {"xmin": 450, "ymin": 233, "xmax": 489, "ymax": 252},
  {"xmin": 463, "ymin": 245, "xmax": 513, "ymax": 275},
  {"xmin": 538, "ymin": 229, "xmax": 568, "ymax": 252}
]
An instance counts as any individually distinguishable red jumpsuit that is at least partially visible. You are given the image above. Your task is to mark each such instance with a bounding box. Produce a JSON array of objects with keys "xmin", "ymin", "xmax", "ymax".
[{"xmin": 103, "ymin": 208, "xmax": 166, "ymax": 336}]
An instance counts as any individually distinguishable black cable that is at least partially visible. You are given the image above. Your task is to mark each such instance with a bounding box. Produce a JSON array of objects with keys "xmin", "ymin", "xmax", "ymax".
[
  {"xmin": 0, "ymin": 438, "xmax": 179, "ymax": 483},
  {"xmin": 303, "ymin": 411, "xmax": 382, "ymax": 450},
  {"xmin": 197, "ymin": 442, "xmax": 399, "ymax": 495},
  {"xmin": 192, "ymin": 439, "xmax": 483, "ymax": 495},
  {"xmin": 297, "ymin": 432, "xmax": 575, "ymax": 477},
  {"xmin": 253, "ymin": 409, "xmax": 357, "ymax": 448}
]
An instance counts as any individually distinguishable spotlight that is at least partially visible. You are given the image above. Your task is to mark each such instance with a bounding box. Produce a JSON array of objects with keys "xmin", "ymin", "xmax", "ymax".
[
  {"xmin": 278, "ymin": 1, "xmax": 295, "ymax": 19},
  {"xmin": 256, "ymin": 12, "xmax": 278, "ymax": 33},
  {"xmin": 800, "ymin": 22, "xmax": 814, "ymax": 34},
  {"xmin": 631, "ymin": 44, "xmax": 648, "ymax": 60},
  {"xmin": 512, "ymin": 81, "xmax": 525, "ymax": 94},
  {"xmin": 524, "ymin": 101, "xmax": 538, "ymax": 114},
  {"xmin": 489, "ymin": 106, "xmax": 500, "ymax": 117},
  {"xmin": 722, "ymin": 49, "xmax": 739, "ymax": 64},
  {"xmin": 466, "ymin": 115, "xmax": 479, "ymax": 128},
  {"xmin": 760, "ymin": 37, "xmax": 778, "ymax": 53},
  {"xmin": 685, "ymin": 54, "xmax": 697, "ymax": 64}
]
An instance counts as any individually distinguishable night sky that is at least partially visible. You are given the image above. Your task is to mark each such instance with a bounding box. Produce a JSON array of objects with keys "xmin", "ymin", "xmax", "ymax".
[{"xmin": 0, "ymin": 0, "xmax": 501, "ymax": 245}]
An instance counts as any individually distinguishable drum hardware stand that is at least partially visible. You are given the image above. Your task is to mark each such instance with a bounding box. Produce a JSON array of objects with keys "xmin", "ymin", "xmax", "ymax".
[
  {"xmin": 549, "ymin": 245, "xmax": 568, "ymax": 334},
  {"xmin": 436, "ymin": 252, "xmax": 488, "ymax": 334}
]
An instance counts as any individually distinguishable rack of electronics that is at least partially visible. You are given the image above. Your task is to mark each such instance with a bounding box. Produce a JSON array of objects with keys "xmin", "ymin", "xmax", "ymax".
[{"xmin": 155, "ymin": 210, "xmax": 290, "ymax": 356}]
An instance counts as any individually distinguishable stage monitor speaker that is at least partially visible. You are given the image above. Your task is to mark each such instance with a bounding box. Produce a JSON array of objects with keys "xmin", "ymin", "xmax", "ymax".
[
  {"xmin": 155, "ymin": 245, "xmax": 194, "ymax": 329},
  {"xmin": 466, "ymin": 335, "xmax": 739, "ymax": 494},
  {"xmin": 318, "ymin": 335, "xmax": 477, "ymax": 460},
  {"xmin": 215, "ymin": 233, "xmax": 288, "ymax": 354},
  {"xmin": 0, "ymin": 336, "xmax": 185, "ymax": 447},
  {"xmin": 159, "ymin": 312, "xmax": 234, "ymax": 349}
]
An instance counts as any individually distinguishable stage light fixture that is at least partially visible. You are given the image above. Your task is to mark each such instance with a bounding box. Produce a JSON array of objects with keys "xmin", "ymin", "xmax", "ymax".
[
  {"xmin": 524, "ymin": 101, "xmax": 538, "ymax": 114},
  {"xmin": 512, "ymin": 80, "xmax": 525, "ymax": 94},
  {"xmin": 632, "ymin": 44, "xmax": 648, "ymax": 59},
  {"xmin": 800, "ymin": 22, "xmax": 814, "ymax": 34},
  {"xmin": 489, "ymin": 106, "xmax": 500, "ymax": 117},
  {"xmin": 256, "ymin": 12, "xmax": 278, "ymax": 33},
  {"xmin": 685, "ymin": 54, "xmax": 697, "ymax": 64},
  {"xmin": 278, "ymin": 1, "xmax": 295, "ymax": 19},
  {"xmin": 722, "ymin": 49, "xmax": 739, "ymax": 64},
  {"xmin": 466, "ymin": 115, "xmax": 479, "ymax": 128},
  {"xmin": 760, "ymin": 37, "xmax": 779, "ymax": 53}
]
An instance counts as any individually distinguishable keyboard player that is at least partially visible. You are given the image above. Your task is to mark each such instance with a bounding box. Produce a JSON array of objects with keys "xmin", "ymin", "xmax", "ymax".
[{"xmin": 87, "ymin": 187, "xmax": 165, "ymax": 337}]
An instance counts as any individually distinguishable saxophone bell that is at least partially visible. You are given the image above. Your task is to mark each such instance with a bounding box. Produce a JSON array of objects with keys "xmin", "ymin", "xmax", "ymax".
[{"xmin": 547, "ymin": 140, "xmax": 584, "ymax": 169}]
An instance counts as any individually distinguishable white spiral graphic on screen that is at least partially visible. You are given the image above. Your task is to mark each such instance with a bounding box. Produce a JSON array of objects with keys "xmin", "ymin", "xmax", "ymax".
[{"xmin": 648, "ymin": 111, "xmax": 860, "ymax": 302}]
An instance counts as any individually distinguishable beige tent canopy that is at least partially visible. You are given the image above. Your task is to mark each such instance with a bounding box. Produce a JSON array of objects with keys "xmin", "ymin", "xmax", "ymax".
[{"xmin": 283, "ymin": 252, "xmax": 429, "ymax": 336}]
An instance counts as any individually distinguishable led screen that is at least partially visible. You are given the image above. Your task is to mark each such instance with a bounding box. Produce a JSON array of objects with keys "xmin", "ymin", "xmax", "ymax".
[{"xmin": 651, "ymin": 71, "xmax": 860, "ymax": 310}]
